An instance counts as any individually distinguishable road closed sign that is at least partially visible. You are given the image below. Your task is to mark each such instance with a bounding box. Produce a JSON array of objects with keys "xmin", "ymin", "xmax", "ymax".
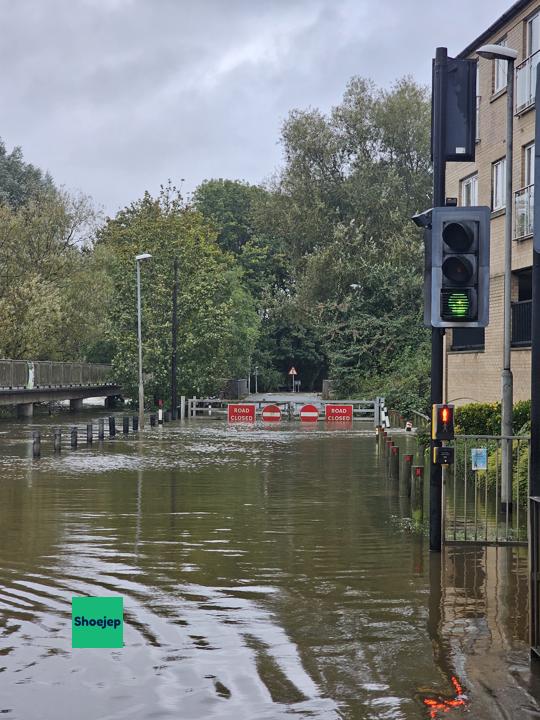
[
  {"xmin": 325, "ymin": 404, "xmax": 353, "ymax": 423},
  {"xmin": 228, "ymin": 403, "xmax": 256, "ymax": 423}
]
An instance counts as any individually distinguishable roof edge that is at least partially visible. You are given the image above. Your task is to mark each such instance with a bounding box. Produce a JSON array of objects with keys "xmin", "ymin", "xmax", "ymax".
[{"xmin": 458, "ymin": 0, "xmax": 531, "ymax": 58}]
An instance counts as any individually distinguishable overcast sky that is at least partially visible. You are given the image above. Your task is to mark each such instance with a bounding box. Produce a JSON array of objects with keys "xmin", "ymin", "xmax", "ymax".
[{"xmin": 0, "ymin": 0, "xmax": 511, "ymax": 215}]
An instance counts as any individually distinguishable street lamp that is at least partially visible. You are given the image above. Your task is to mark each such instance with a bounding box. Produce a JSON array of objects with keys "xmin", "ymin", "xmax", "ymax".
[
  {"xmin": 477, "ymin": 43, "xmax": 518, "ymax": 512},
  {"xmin": 136, "ymin": 252, "xmax": 152, "ymax": 430}
]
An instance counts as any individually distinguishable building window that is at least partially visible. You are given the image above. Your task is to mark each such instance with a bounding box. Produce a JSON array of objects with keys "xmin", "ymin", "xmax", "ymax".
[
  {"xmin": 461, "ymin": 174, "xmax": 478, "ymax": 206},
  {"xmin": 528, "ymin": 12, "xmax": 540, "ymax": 56},
  {"xmin": 476, "ymin": 63, "xmax": 481, "ymax": 141},
  {"xmin": 451, "ymin": 327, "xmax": 485, "ymax": 351},
  {"xmin": 494, "ymin": 38, "xmax": 508, "ymax": 93},
  {"xmin": 515, "ymin": 143, "xmax": 535, "ymax": 239},
  {"xmin": 525, "ymin": 142, "xmax": 535, "ymax": 186},
  {"xmin": 493, "ymin": 158, "xmax": 506, "ymax": 210}
]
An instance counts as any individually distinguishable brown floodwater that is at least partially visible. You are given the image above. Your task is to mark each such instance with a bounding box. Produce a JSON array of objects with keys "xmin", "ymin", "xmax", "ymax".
[{"xmin": 0, "ymin": 414, "xmax": 539, "ymax": 719}]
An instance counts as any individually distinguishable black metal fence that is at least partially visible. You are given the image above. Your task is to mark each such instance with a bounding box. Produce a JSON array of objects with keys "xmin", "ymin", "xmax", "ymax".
[{"xmin": 511, "ymin": 300, "xmax": 532, "ymax": 347}]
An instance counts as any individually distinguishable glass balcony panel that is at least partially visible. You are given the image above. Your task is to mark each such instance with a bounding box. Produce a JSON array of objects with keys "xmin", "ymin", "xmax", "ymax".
[
  {"xmin": 514, "ymin": 185, "xmax": 534, "ymax": 239},
  {"xmin": 516, "ymin": 50, "xmax": 540, "ymax": 112}
]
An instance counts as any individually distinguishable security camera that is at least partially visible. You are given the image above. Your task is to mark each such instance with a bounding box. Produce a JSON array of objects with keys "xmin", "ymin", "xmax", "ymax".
[{"xmin": 411, "ymin": 209, "xmax": 433, "ymax": 229}]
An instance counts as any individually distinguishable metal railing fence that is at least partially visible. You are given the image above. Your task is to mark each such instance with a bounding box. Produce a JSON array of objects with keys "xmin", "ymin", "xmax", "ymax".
[
  {"xmin": 0, "ymin": 360, "xmax": 113, "ymax": 389},
  {"xmin": 444, "ymin": 434, "xmax": 529, "ymax": 545}
]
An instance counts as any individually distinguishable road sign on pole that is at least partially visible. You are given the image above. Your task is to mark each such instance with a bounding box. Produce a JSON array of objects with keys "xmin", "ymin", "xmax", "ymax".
[
  {"xmin": 227, "ymin": 403, "xmax": 256, "ymax": 423},
  {"xmin": 300, "ymin": 404, "xmax": 319, "ymax": 422},
  {"xmin": 261, "ymin": 404, "xmax": 281, "ymax": 422},
  {"xmin": 325, "ymin": 404, "xmax": 353, "ymax": 423}
]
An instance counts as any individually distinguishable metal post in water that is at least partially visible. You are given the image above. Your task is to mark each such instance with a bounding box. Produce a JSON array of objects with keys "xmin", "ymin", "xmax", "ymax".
[
  {"xmin": 132, "ymin": 415, "xmax": 139, "ymax": 432},
  {"xmin": 391, "ymin": 445, "xmax": 400, "ymax": 482},
  {"xmin": 86, "ymin": 423, "xmax": 93, "ymax": 444},
  {"xmin": 411, "ymin": 465, "xmax": 424, "ymax": 525},
  {"xmin": 70, "ymin": 427, "xmax": 77, "ymax": 449},
  {"xmin": 53, "ymin": 428, "xmax": 61, "ymax": 454},
  {"xmin": 32, "ymin": 430, "xmax": 41, "ymax": 459},
  {"xmin": 98, "ymin": 419, "xmax": 104, "ymax": 441},
  {"xmin": 401, "ymin": 454, "xmax": 413, "ymax": 497},
  {"xmin": 123, "ymin": 416, "xmax": 129, "ymax": 434},
  {"xmin": 109, "ymin": 416, "xmax": 116, "ymax": 438}
]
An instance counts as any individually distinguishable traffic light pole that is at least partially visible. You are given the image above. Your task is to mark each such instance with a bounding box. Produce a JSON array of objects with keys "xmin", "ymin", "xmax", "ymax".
[{"xmin": 430, "ymin": 47, "xmax": 447, "ymax": 553}]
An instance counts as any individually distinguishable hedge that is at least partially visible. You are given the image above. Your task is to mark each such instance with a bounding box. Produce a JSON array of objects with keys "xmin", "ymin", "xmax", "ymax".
[{"xmin": 455, "ymin": 400, "xmax": 530, "ymax": 436}]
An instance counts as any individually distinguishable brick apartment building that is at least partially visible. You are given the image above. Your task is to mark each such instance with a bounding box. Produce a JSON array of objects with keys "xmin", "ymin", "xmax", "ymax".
[{"xmin": 446, "ymin": 0, "xmax": 540, "ymax": 405}]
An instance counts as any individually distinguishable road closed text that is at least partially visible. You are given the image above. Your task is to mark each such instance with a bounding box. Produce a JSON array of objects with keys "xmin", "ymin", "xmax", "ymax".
[{"xmin": 325, "ymin": 404, "xmax": 353, "ymax": 422}]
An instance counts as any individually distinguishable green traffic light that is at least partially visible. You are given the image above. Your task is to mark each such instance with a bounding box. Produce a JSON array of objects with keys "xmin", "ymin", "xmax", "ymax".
[{"xmin": 447, "ymin": 291, "xmax": 470, "ymax": 317}]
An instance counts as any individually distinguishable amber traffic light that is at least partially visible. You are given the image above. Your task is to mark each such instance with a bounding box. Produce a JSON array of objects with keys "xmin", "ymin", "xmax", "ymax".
[{"xmin": 432, "ymin": 403, "xmax": 455, "ymax": 441}]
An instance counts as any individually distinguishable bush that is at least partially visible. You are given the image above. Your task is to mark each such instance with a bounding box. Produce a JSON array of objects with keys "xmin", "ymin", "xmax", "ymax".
[{"xmin": 455, "ymin": 400, "xmax": 530, "ymax": 436}]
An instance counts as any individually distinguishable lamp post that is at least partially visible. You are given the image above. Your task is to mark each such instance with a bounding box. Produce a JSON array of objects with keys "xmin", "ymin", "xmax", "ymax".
[
  {"xmin": 136, "ymin": 252, "xmax": 152, "ymax": 429},
  {"xmin": 477, "ymin": 44, "xmax": 518, "ymax": 513}
]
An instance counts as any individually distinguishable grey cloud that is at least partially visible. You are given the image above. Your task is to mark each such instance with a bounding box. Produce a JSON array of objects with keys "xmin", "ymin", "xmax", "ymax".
[{"xmin": 0, "ymin": 0, "xmax": 511, "ymax": 214}]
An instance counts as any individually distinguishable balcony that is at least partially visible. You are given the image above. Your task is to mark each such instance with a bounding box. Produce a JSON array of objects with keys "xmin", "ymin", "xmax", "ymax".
[
  {"xmin": 515, "ymin": 184, "xmax": 534, "ymax": 239},
  {"xmin": 511, "ymin": 300, "xmax": 532, "ymax": 347},
  {"xmin": 516, "ymin": 50, "xmax": 540, "ymax": 113}
]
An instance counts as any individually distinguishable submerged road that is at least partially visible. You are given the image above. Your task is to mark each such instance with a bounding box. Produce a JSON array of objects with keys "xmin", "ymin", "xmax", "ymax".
[{"xmin": 0, "ymin": 414, "xmax": 538, "ymax": 719}]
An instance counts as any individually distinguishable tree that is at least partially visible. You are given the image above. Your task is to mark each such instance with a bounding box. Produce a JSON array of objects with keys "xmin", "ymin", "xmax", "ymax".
[
  {"xmin": 0, "ymin": 138, "xmax": 55, "ymax": 209},
  {"xmin": 99, "ymin": 185, "xmax": 259, "ymax": 404}
]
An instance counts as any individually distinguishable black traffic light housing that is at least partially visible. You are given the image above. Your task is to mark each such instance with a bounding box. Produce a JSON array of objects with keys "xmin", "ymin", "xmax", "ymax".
[
  {"xmin": 430, "ymin": 206, "xmax": 490, "ymax": 328},
  {"xmin": 432, "ymin": 403, "xmax": 455, "ymax": 441}
]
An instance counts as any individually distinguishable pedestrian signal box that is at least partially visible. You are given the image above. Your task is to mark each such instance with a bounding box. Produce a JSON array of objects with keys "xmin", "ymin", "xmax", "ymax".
[{"xmin": 432, "ymin": 403, "xmax": 455, "ymax": 441}]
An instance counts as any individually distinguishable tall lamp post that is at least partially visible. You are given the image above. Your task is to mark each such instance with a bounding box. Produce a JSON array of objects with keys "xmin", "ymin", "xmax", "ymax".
[
  {"xmin": 136, "ymin": 252, "xmax": 152, "ymax": 429},
  {"xmin": 477, "ymin": 44, "xmax": 518, "ymax": 512}
]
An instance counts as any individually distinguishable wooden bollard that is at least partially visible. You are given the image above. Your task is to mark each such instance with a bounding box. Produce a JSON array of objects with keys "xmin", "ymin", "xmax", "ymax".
[
  {"xmin": 70, "ymin": 427, "xmax": 78, "ymax": 449},
  {"xmin": 390, "ymin": 445, "xmax": 399, "ymax": 481},
  {"xmin": 164, "ymin": 410, "xmax": 171, "ymax": 423},
  {"xmin": 400, "ymin": 454, "xmax": 413, "ymax": 497},
  {"xmin": 150, "ymin": 414, "xmax": 156, "ymax": 427},
  {"xmin": 411, "ymin": 465, "xmax": 424, "ymax": 524},
  {"xmin": 87, "ymin": 423, "xmax": 93, "ymax": 444},
  {"xmin": 32, "ymin": 430, "xmax": 41, "ymax": 458},
  {"xmin": 132, "ymin": 415, "xmax": 139, "ymax": 432},
  {"xmin": 53, "ymin": 428, "xmax": 61, "ymax": 454},
  {"xmin": 109, "ymin": 416, "xmax": 116, "ymax": 438},
  {"xmin": 98, "ymin": 418, "xmax": 104, "ymax": 441},
  {"xmin": 123, "ymin": 416, "xmax": 129, "ymax": 434}
]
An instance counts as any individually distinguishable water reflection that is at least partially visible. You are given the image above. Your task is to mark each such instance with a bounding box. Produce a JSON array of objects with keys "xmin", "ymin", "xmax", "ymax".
[{"xmin": 0, "ymin": 417, "xmax": 537, "ymax": 718}]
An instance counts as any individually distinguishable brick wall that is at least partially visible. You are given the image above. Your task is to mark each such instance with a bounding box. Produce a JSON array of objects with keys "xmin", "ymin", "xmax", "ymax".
[{"xmin": 446, "ymin": 0, "xmax": 539, "ymax": 405}]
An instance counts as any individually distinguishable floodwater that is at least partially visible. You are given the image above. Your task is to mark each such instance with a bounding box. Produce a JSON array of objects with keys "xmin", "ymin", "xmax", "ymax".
[{"xmin": 0, "ymin": 414, "xmax": 539, "ymax": 719}]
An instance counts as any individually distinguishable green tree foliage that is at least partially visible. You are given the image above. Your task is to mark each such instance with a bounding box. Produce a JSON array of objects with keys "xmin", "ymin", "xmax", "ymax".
[
  {"xmin": 0, "ymin": 139, "xmax": 55, "ymax": 209},
  {"xmin": 245, "ymin": 76, "xmax": 432, "ymax": 406},
  {"xmin": 98, "ymin": 186, "xmax": 259, "ymax": 403},
  {"xmin": 0, "ymin": 184, "xmax": 105, "ymax": 360}
]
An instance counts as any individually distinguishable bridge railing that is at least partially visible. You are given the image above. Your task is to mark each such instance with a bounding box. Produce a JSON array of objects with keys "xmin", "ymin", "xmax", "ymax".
[{"xmin": 0, "ymin": 360, "xmax": 113, "ymax": 389}]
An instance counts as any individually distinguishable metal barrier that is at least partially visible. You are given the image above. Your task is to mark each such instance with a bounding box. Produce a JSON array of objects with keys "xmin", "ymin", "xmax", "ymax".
[
  {"xmin": 0, "ymin": 359, "xmax": 113, "ymax": 389},
  {"xmin": 444, "ymin": 434, "xmax": 529, "ymax": 545},
  {"xmin": 187, "ymin": 397, "xmax": 384, "ymax": 425}
]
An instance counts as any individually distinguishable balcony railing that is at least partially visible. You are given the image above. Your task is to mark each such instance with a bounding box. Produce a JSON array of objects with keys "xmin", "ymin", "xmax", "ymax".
[
  {"xmin": 516, "ymin": 50, "xmax": 540, "ymax": 113},
  {"xmin": 515, "ymin": 184, "xmax": 534, "ymax": 239},
  {"xmin": 511, "ymin": 300, "xmax": 532, "ymax": 347}
]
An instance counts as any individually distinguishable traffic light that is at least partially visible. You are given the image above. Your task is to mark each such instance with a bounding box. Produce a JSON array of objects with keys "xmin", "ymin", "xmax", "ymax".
[
  {"xmin": 432, "ymin": 403, "xmax": 455, "ymax": 441},
  {"xmin": 430, "ymin": 206, "xmax": 490, "ymax": 328}
]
